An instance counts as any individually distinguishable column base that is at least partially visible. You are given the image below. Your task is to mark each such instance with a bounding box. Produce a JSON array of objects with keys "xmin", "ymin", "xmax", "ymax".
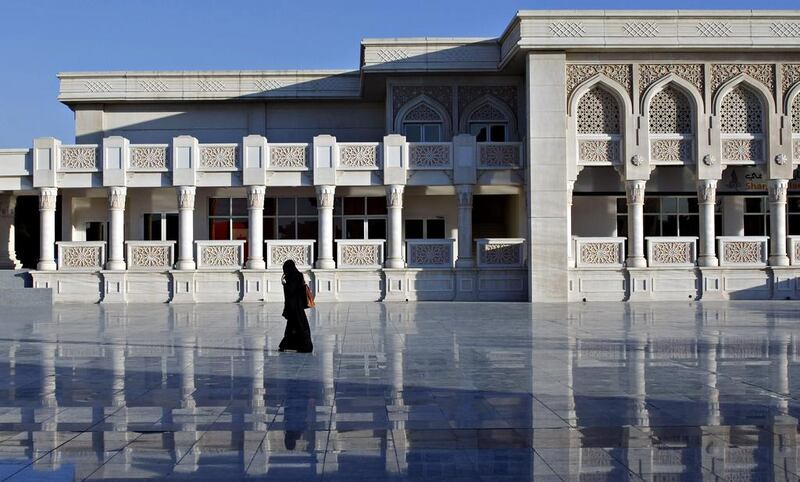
[
  {"xmin": 175, "ymin": 260, "xmax": 196, "ymax": 271},
  {"xmin": 769, "ymin": 255, "xmax": 790, "ymax": 267},
  {"xmin": 384, "ymin": 258, "xmax": 405, "ymax": 269},
  {"xmin": 626, "ymin": 257, "xmax": 647, "ymax": 268},
  {"xmin": 241, "ymin": 270, "xmax": 266, "ymax": 302},
  {"xmin": 246, "ymin": 259, "xmax": 266, "ymax": 270},
  {"xmin": 697, "ymin": 256, "xmax": 719, "ymax": 267},
  {"xmin": 106, "ymin": 260, "xmax": 126, "ymax": 271},
  {"xmin": 101, "ymin": 271, "xmax": 127, "ymax": 303},
  {"xmin": 37, "ymin": 261, "xmax": 57, "ymax": 271},
  {"xmin": 316, "ymin": 259, "xmax": 336, "ymax": 270},
  {"xmin": 170, "ymin": 271, "xmax": 196, "ymax": 303}
]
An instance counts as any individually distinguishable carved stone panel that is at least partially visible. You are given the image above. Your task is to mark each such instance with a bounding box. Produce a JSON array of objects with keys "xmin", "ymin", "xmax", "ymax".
[
  {"xmin": 130, "ymin": 245, "xmax": 171, "ymax": 269},
  {"xmin": 200, "ymin": 245, "xmax": 240, "ymax": 268},
  {"xmin": 409, "ymin": 144, "xmax": 451, "ymax": 168},
  {"xmin": 408, "ymin": 243, "xmax": 452, "ymax": 268},
  {"xmin": 130, "ymin": 146, "xmax": 168, "ymax": 170},
  {"xmin": 577, "ymin": 87, "xmax": 621, "ymax": 134},
  {"xmin": 722, "ymin": 241, "xmax": 764, "ymax": 264},
  {"xmin": 339, "ymin": 144, "xmax": 379, "ymax": 168},
  {"xmin": 478, "ymin": 144, "xmax": 521, "ymax": 168},
  {"xmin": 392, "ymin": 85, "xmax": 453, "ymax": 121},
  {"xmin": 457, "ymin": 85, "xmax": 518, "ymax": 120},
  {"xmin": 567, "ymin": 64, "xmax": 633, "ymax": 101},
  {"xmin": 479, "ymin": 243, "xmax": 522, "ymax": 266},
  {"xmin": 648, "ymin": 86, "xmax": 693, "ymax": 134},
  {"xmin": 639, "ymin": 64, "xmax": 704, "ymax": 97},
  {"xmin": 722, "ymin": 139, "xmax": 763, "ymax": 163},
  {"xmin": 199, "ymin": 145, "xmax": 237, "ymax": 169},
  {"xmin": 651, "ymin": 241, "xmax": 693, "ymax": 265},
  {"xmin": 579, "ymin": 140, "xmax": 620, "ymax": 164},
  {"xmin": 579, "ymin": 242, "xmax": 621, "ymax": 265},
  {"xmin": 270, "ymin": 145, "xmax": 307, "ymax": 169},
  {"xmin": 270, "ymin": 244, "xmax": 312, "ymax": 268},
  {"xmin": 341, "ymin": 244, "xmax": 381, "ymax": 267},
  {"xmin": 651, "ymin": 139, "xmax": 693, "ymax": 163},
  {"xmin": 61, "ymin": 245, "xmax": 103, "ymax": 270},
  {"xmin": 711, "ymin": 64, "xmax": 775, "ymax": 100},
  {"xmin": 720, "ymin": 86, "xmax": 764, "ymax": 134},
  {"xmin": 60, "ymin": 146, "xmax": 97, "ymax": 170}
]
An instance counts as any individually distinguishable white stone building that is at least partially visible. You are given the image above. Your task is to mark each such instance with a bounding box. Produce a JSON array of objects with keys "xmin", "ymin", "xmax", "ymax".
[{"xmin": 2, "ymin": 10, "xmax": 800, "ymax": 303}]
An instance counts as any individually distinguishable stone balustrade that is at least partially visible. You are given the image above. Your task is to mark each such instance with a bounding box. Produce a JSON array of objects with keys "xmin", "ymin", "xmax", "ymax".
[
  {"xmin": 478, "ymin": 142, "xmax": 523, "ymax": 169},
  {"xmin": 788, "ymin": 236, "xmax": 800, "ymax": 265},
  {"xmin": 125, "ymin": 241, "xmax": 175, "ymax": 271},
  {"xmin": 717, "ymin": 236, "xmax": 769, "ymax": 267},
  {"xmin": 129, "ymin": 144, "xmax": 169, "ymax": 171},
  {"xmin": 268, "ymin": 143, "xmax": 309, "ymax": 170},
  {"xmin": 198, "ymin": 143, "xmax": 238, "ymax": 171},
  {"xmin": 336, "ymin": 239, "xmax": 385, "ymax": 268},
  {"xmin": 265, "ymin": 240, "xmax": 315, "ymax": 269},
  {"xmin": 574, "ymin": 237, "xmax": 625, "ymax": 268},
  {"xmin": 408, "ymin": 142, "xmax": 452, "ymax": 169},
  {"xmin": 406, "ymin": 239, "xmax": 455, "ymax": 268},
  {"xmin": 59, "ymin": 145, "xmax": 98, "ymax": 172},
  {"xmin": 476, "ymin": 238, "xmax": 526, "ymax": 268},
  {"xmin": 337, "ymin": 143, "xmax": 381, "ymax": 170},
  {"xmin": 646, "ymin": 237, "xmax": 697, "ymax": 267},
  {"xmin": 195, "ymin": 240, "xmax": 246, "ymax": 269},
  {"xmin": 56, "ymin": 241, "xmax": 106, "ymax": 271}
]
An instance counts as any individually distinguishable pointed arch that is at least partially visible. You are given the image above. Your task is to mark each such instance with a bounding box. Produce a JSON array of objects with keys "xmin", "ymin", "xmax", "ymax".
[
  {"xmin": 571, "ymin": 77, "xmax": 628, "ymax": 166},
  {"xmin": 642, "ymin": 76, "xmax": 701, "ymax": 164},
  {"xmin": 712, "ymin": 74, "xmax": 775, "ymax": 117},
  {"xmin": 458, "ymin": 94, "xmax": 519, "ymax": 141},
  {"xmin": 784, "ymin": 82, "xmax": 800, "ymax": 133},
  {"xmin": 715, "ymin": 75, "xmax": 771, "ymax": 164},
  {"xmin": 393, "ymin": 94, "xmax": 452, "ymax": 139},
  {"xmin": 641, "ymin": 74, "xmax": 704, "ymax": 118},
  {"xmin": 568, "ymin": 74, "xmax": 633, "ymax": 118}
]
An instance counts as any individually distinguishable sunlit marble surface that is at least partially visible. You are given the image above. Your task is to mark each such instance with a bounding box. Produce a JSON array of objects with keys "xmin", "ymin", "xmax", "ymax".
[{"xmin": 0, "ymin": 302, "xmax": 797, "ymax": 480}]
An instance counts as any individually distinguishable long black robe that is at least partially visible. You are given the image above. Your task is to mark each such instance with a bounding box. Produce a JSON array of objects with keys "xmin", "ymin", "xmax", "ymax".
[{"xmin": 279, "ymin": 271, "xmax": 313, "ymax": 353}]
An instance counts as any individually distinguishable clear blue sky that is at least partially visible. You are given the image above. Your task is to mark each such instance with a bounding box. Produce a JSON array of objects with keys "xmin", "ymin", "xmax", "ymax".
[{"xmin": 0, "ymin": 0, "xmax": 796, "ymax": 147}]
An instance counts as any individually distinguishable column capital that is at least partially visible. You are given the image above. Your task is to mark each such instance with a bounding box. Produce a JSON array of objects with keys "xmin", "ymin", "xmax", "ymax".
[
  {"xmin": 247, "ymin": 185, "xmax": 266, "ymax": 210},
  {"xmin": 768, "ymin": 179, "xmax": 789, "ymax": 203},
  {"xmin": 625, "ymin": 180, "xmax": 646, "ymax": 205},
  {"xmin": 108, "ymin": 186, "xmax": 127, "ymax": 210},
  {"xmin": 386, "ymin": 185, "xmax": 404, "ymax": 208},
  {"xmin": 697, "ymin": 179, "xmax": 718, "ymax": 204},
  {"xmin": 177, "ymin": 186, "xmax": 196, "ymax": 209},
  {"xmin": 456, "ymin": 184, "xmax": 473, "ymax": 207},
  {"xmin": 316, "ymin": 185, "xmax": 336, "ymax": 209},
  {"xmin": 38, "ymin": 187, "xmax": 58, "ymax": 210}
]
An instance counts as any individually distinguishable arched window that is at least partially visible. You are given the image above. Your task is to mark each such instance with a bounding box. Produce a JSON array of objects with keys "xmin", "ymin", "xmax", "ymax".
[
  {"xmin": 467, "ymin": 102, "xmax": 508, "ymax": 142},
  {"xmin": 576, "ymin": 86, "xmax": 622, "ymax": 164},
  {"xmin": 648, "ymin": 85, "xmax": 694, "ymax": 163},
  {"xmin": 401, "ymin": 102, "xmax": 443, "ymax": 142},
  {"xmin": 719, "ymin": 85, "xmax": 765, "ymax": 163}
]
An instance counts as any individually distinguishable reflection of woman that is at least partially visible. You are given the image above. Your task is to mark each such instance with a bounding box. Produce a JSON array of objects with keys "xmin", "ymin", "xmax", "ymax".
[{"xmin": 279, "ymin": 260, "xmax": 314, "ymax": 353}]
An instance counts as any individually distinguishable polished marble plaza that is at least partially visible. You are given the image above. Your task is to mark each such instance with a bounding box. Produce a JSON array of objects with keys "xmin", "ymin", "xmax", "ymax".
[{"xmin": 0, "ymin": 302, "xmax": 797, "ymax": 480}]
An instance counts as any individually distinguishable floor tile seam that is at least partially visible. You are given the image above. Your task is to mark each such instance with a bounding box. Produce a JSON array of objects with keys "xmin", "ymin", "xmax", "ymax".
[
  {"xmin": 3, "ymin": 354, "xmax": 201, "ymax": 481},
  {"xmin": 530, "ymin": 448, "xmax": 566, "ymax": 482}
]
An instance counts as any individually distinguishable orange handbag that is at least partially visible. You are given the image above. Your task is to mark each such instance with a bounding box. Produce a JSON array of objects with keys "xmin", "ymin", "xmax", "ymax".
[{"xmin": 305, "ymin": 283, "xmax": 315, "ymax": 308}]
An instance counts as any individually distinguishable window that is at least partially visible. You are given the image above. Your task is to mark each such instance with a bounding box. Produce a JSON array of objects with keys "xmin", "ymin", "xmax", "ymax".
[
  {"xmin": 616, "ymin": 196, "xmax": 721, "ymax": 237},
  {"xmin": 789, "ymin": 196, "xmax": 800, "ymax": 236},
  {"xmin": 405, "ymin": 219, "xmax": 446, "ymax": 239},
  {"xmin": 404, "ymin": 123, "xmax": 441, "ymax": 142},
  {"xmin": 208, "ymin": 198, "xmax": 248, "ymax": 241},
  {"xmin": 334, "ymin": 197, "xmax": 387, "ymax": 240},
  {"xmin": 144, "ymin": 213, "xmax": 178, "ymax": 241},
  {"xmin": 85, "ymin": 222, "xmax": 107, "ymax": 242},
  {"xmin": 264, "ymin": 197, "xmax": 318, "ymax": 240},
  {"xmin": 469, "ymin": 123, "xmax": 507, "ymax": 142},
  {"xmin": 743, "ymin": 196, "xmax": 770, "ymax": 236}
]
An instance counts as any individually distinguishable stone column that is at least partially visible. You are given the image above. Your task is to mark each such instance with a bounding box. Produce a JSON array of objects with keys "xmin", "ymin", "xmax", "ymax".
[
  {"xmin": 625, "ymin": 180, "xmax": 647, "ymax": 268},
  {"xmin": 769, "ymin": 179, "xmax": 790, "ymax": 266},
  {"xmin": 385, "ymin": 185, "xmax": 404, "ymax": 269},
  {"xmin": 246, "ymin": 186, "xmax": 266, "ymax": 270},
  {"xmin": 315, "ymin": 185, "xmax": 336, "ymax": 269},
  {"xmin": 697, "ymin": 180, "xmax": 719, "ymax": 267},
  {"xmin": 37, "ymin": 188, "xmax": 58, "ymax": 271},
  {"xmin": 0, "ymin": 194, "xmax": 21, "ymax": 269},
  {"xmin": 106, "ymin": 187, "xmax": 127, "ymax": 271},
  {"xmin": 455, "ymin": 185, "xmax": 474, "ymax": 268},
  {"xmin": 176, "ymin": 186, "xmax": 196, "ymax": 270}
]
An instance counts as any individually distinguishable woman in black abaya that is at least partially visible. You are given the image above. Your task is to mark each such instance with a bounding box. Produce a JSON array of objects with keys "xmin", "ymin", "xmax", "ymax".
[{"xmin": 279, "ymin": 259, "xmax": 314, "ymax": 353}]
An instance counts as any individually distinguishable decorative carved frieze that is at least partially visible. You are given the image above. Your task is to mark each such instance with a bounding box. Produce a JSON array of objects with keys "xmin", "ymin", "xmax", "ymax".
[
  {"xmin": 457, "ymin": 85, "xmax": 518, "ymax": 120},
  {"xmin": 130, "ymin": 146, "xmax": 168, "ymax": 170},
  {"xmin": 781, "ymin": 64, "xmax": 800, "ymax": 95},
  {"xmin": 651, "ymin": 241, "xmax": 693, "ymax": 265},
  {"xmin": 576, "ymin": 87, "xmax": 621, "ymax": 134},
  {"xmin": 549, "ymin": 22, "xmax": 585, "ymax": 38},
  {"xmin": 392, "ymin": 85, "xmax": 453, "ymax": 121},
  {"xmin": 269, "ymin": 145, "xmax": 307, "ymax": 169},
  {"xmin": 651, "ymin": 139, "xmax": 692, "ymax": 163},
  {"xmin": 341, "ymin": 244, "xmax": 381, "ymax": 266},
  {"xmin": 578, "ymin": 140, "xmax": 620, "ymax": 164},
  {"xmin": 478, "ymin": 144, "xmax": 521, "ymax": 168},
  {"xmin": 579, "ymin": 242, "xmax": 621, "ymax": 265},
  {"xmin": 39, "ymin": 188, "xmax": 58, "ymax": 210},
  {"xmin": 771, "ymin": 22, "xmax": 800, "ymax": 38},
  {"xmin": 722, "ymin": 139, "xmax": 763, "ymax": 163},
  {"xmin": 696, "ymin": 22, "xmax": 732, "ymax": 37},
  {"xmin": 407, "ymin": 243, "xmax": 452, "ymax": 268},
  {"xmin": 639, "ymin": 64, "xmax": 704, "ymax": 97},
  {"xmin": 60, "ymin": 146, "xmax": 97, "ymax": 170},
  {"xmin": 270, "ymin": 244, "xmax": 312, "ymax": 268},
  {"xmin": 469, "ymin": 103, "xmax": 507, "ymax": 121},
  {"xmin": 108, "ymin": 187, "xmax": 127, "ymax": 210},
  {"xmin": 200, "ymin": 245, "xmax": 240, "ymax": 267},
  {"xmin": 567, "ymin": 64, "xmax": 633, "ymax": 101},
  {"xmin": 129, "ymin": 244, "xmax": 171, "ymax": 269},
  {"xmin": 711, "ymin": 64, "xmax": 775, "ymax": 99},
  {"xmin": 177, "ymin": 186, "xmax": 196, "ymax": 210},
  {"xmin": 199, "ymin": 145, "xmax": 237, "ymax": 169},
  {"xmin": 403, "ymin": 103, "xmax": 442, "ymax": 122},
  {"xmin": 409, "ymin": 144, "xmax": 451, "ymax": 168},
  {"xmin": 623, "ymin": 22, "xmax": 660, "ymax": 38},
  {"xmin": 339, "ymin": 144, "xmax": 379, "ymax": 168}
]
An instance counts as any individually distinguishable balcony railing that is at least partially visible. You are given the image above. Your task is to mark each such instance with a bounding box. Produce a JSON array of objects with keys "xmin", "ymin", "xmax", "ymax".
[
  {"xmin": 337, "ymin": 143, "xmax": 381, "ymax": 170},
  {"xmin": 56, "ymin": 241, "xmax": 106, "ymax": 271},
  {"xmin": 788, "ymin": 236, "xmax": 800, "ymax": 266},
  {"xmin": 198, "ymin": 143, "xmax": 238, "ymax": 171},
  {"xmin": 646, "ymin": 237, "xmax": 697, "ymax": 267},
  {"xmin": 266, "ymin": 240, "xmax": 315, "ymax": 269},
  {"xmin": 408, "ymin": 142, "xmax": 452, "ymax": 169},
  {"xmin": 406, "ymin": 239, "xmax": 455, "ymax": 268},
  {"xmin": 336, "ymin": 239, "xmax": 384, "ymax": 268},
  {"xmin": 129, "ymin": 144, "xmax": 169, "ymax": 171},
  {"xmin": 268, "ymin": 143, "xmax": 309, "ymax": 170},
  {"xmin": 478, "ymin": 142, "xmax": 522, "ymax": 169},
  {"xmin": 574, "ymin": 237, "xmax": 625, "ymax": 268},
  {"xmin": 125, "ymin": 241, "xmax": 175, "ymax": 271},
  {"xmin": 476, "ymin": 238, "xmax": 526, "ymax": 268},
  {"xmin": 59, "ymin": 145, "xmax": 99, "ymax": 172},
  {"xmin": 195, "ymin": 241, "xmax": 246, "ymax": 269},
  {"xmin": 717, "ymin": 236, "xmax": 768, "ymax": 267}
]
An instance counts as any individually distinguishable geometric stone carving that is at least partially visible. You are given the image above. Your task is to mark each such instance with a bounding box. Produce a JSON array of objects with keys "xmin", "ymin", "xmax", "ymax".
[
  {"xmin": 478, "ymin": 144, "xmax": 521, "ymax": 168},
  {"xmin": 649, "ymin": 239, "xmax": 695, "ymax": 265},
  {"xmin": 781, "ymin": 64, "xmax": 800, "ymax": 95},
  {"xmin": 720, "ymin": 86, "xmax": 764, "ymax": 134},
  {"xmin": 651, "ymin": 139, "xmax": 693, "ymax": 163},
  {"xmin": 339, "ymin": 242, "xmax": 382, "ymax": 268},
  {"xmin": 199, "ymin": 145, "xmax": 237, "ymax": 169},
  {"xmin": 722, "ymin": 139, "xmax": 763, "ymax": 163},
  {"xmin": 578, "ymin": 241, "xmax": 623, "ymax": 266},
  {"xmin": 771, "ymin": 22, "xmax": 800, "ymax": 38},
  {"xmin": 794, "ymin": 139, "xmax": 800, "ymax": 163},
  {"xmin": 198, "ymin": 243, "xmax": 242, "ymax": 268},
  {"xmin": 457, "ymin": 86, "xmax": 518, "ymax": 121},
  {"xmin": 623, "ymin": 22, "xmax": 660, "ymax": 37},
  {"xmin": 549, "ymin": 22, "xmax": 586, "ymax": 37},
  {"xmin": 58, "ymin": 242, "xmax": 105, "ymax": 270},
  {"xmin": 579, "ymin": 140, "xmax": 620, "ymax": 164},
  {"xmin": 409, "ymin": 143, "xmax": 451, "ymax": 168},
  {"xmin": 712, "ymin": 64, "xmax": 775, "ymax": 100},
  {"xmin": 60, "ymin": 146, "xmax": 97, "ymax": 170},
  {"xmin": 128, "ymin": 243, "xmax": 172, "ymax": 270},
  {"xmin": 649, "ymin": 86, "xmax": 693, "ymax": 134},
  {"xmin": 639, "ymin": 64, "xmax": 704, "ymax": 96},
  {"xmin": 721, "ymin": 240, "xmax": 765, "ymax": 265},
  {"xmin": 577, "ymin": 87, "xmax": 621, "ymax": 134},
  {"xmin": 130, "ymin": 146, "xmax": 168, "ymax": 170},
  {"xmin": 407, "ymin": 241, "xmax": 454, "ymax": 268},
  {"xmin": 269, "ymin": 145, "xmax": 308, "ymax": 169},
  {"xmin": 793, "ymin": 94, "xmax": 800, "ymax": 134},
  {"xmin": 392, "ymin": 85, "xmax": 453, "ymax": 122},
  {"xmin": 476, "ymin": 239, "xmax": 525, "ymax": 267},
  {"xmin": 404, "ymin": 103, "xmax": 442, "ymax": 122},
  {"xmin": 469, "ymin": 103, "xmax": 508, "ymax": 122},
  {"xmin": 697, "ymin": 22, "xmax": 732, "ymax": 37},
  {"xmin": 269, "ymin": 243, "xmax": 313, "ymax": 269},
  {"xmin": 567, "ymin": 64, "xmax": 633, "ymax": 101},
  {"xmin": 339, "ymin": 144, "xmax": 379, "ymax": 169}
]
